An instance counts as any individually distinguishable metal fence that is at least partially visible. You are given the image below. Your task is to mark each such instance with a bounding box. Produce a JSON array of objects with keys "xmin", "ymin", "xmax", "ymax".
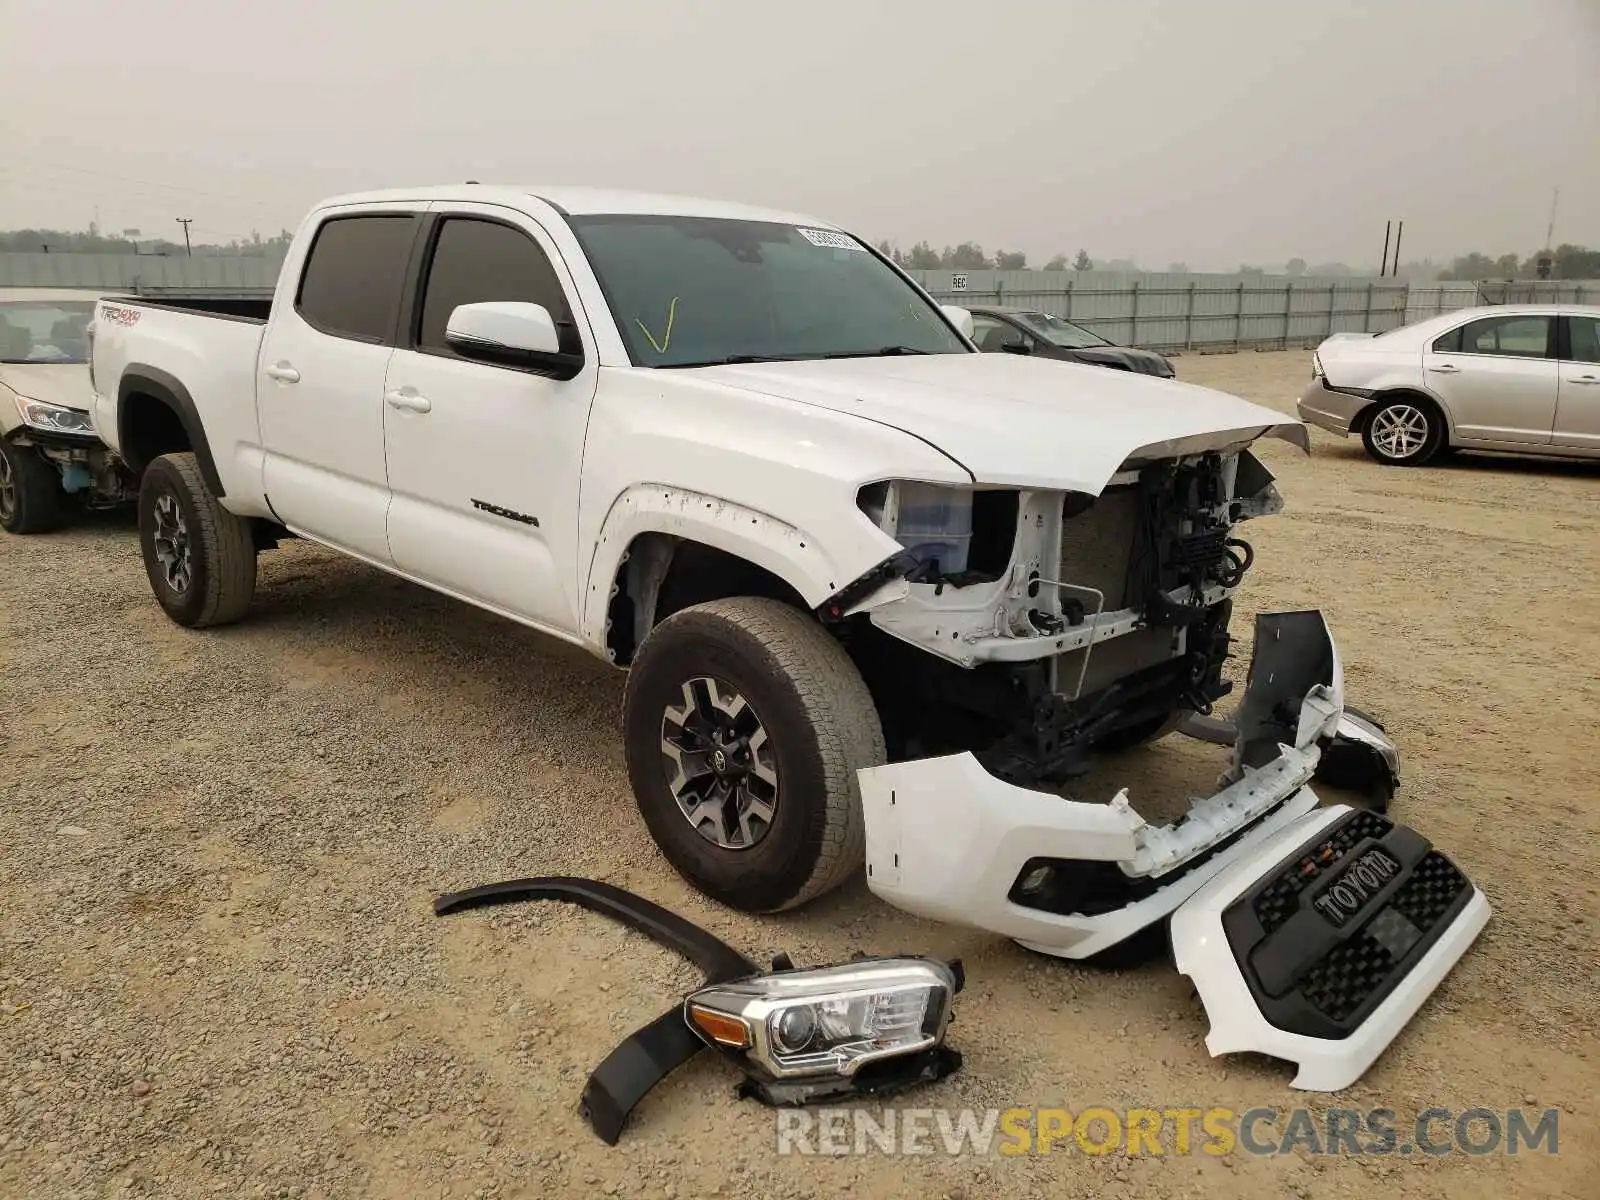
[
  {"xmin": 1, "ymin": 252, "xmax": 1595, "ymax": 353},
  {"xmin": 0, "ymin": 252, "xmax": 283, "ymax": 292},
  {"xmin": 910, "ymin": 270, "xmax": 1600, "ymax": 353}
]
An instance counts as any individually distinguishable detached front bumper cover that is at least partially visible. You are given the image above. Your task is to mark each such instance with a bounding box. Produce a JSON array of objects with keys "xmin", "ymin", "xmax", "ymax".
[
  {"xmin": 857, "ymin": 609, "xmax": 1354, "ymax": 959},
  {"xmin": 432, "ymin": 877, "xmax": 964, "ymax": 1144}
]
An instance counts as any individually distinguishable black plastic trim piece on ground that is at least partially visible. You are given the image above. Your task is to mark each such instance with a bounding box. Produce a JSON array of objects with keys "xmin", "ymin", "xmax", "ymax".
[{"xmin": 432, "ymin": 876, "xmax": 756, "ymax": 1145}]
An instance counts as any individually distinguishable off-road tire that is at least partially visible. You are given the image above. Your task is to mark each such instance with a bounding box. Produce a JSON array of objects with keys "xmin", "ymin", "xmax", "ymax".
[
  {"xmin": 0, "ymin": 438, "xmax": 70, "ymax": 535},
  {"xmin": 137, "ymin": 452, "xmax": 257, "ymax": 628},
  {"xmin": 1360, "ymin": 395, "xmax": 1446, "ymax": 466},
  {"xmin": 622, "ymin": 596, "xmax": 885, "ymax": 913}
]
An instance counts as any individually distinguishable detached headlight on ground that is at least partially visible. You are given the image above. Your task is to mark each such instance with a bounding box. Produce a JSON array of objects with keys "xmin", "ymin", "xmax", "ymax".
[
  {"xmin": 15, "ymin": 395, "xmax": 95, "ymax": 436},
  {"xmin": 685, "ymin": 955, "xmax": 964, "ymax": 1104}
]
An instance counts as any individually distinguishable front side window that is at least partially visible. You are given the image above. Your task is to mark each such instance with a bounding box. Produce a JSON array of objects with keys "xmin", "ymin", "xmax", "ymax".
[
  {"xmin": 1457, "ymin": 314, "xmax": 1552, "ymax": 359},
  {"xmin": 0, "ymin": 300, "xmax": 95, "ymax": 363},
  {"xmin": 567, "ymin": 215, "xmax": 969, "ymax": 367},
  {"xmin": 1564, "ymin": 316, "xmax": 1600, "ymax": 364},
  {"xmin": 295, "ymin": 214, "xmax": 418, "ymax": 343},
  {"xmin": 417, "ymin": 218, "xmax": 573, "ymax": 356},
  {"xmin": 1013, "ymin": 310, "xmax": 1111, "ymax": 349}
]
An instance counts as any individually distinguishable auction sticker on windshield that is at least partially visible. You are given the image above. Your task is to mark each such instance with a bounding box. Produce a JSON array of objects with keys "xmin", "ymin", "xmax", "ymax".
[{"xmin": 796, "ymin": 227, "xmax": 864, "ymax": 251}]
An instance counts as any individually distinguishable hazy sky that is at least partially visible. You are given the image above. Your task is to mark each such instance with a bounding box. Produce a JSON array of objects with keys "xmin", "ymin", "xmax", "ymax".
[{"xmin": 2, "ymin": 0, "xmax": 1595, "ymax": 269}]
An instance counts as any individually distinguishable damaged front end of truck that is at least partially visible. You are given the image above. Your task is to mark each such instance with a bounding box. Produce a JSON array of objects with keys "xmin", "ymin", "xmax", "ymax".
[{"xmin": 823, "ymin": 422, "xmax": 1486, "ymax": 1087}]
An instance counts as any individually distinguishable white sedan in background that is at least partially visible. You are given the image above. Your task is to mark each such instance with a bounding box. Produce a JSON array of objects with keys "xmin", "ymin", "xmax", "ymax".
[{"xmin": 1297, "ymin": 303, "xmax": 1600, "ymax": 466}]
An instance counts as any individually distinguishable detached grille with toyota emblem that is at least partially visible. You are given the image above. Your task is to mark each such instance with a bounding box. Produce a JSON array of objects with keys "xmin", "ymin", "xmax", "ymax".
[{"xmin": 1220, "ymin": 809, "xmax": 1475, "ymax": 1039}]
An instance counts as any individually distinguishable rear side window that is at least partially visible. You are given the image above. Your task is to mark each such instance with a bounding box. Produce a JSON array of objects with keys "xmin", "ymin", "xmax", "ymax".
[
  {"xmin": 417, "ymin": 218, "xmax": 572, "ymax": 356},
  {"xmin": 1456, "ymin": 314, "xmax": 1552, "ymax": 359},
  {"xmin": 295, "ymin": 214, "xmax": 418, "ymax": 343},
  {"xmin": 1431, "ymin": 326, "xmax": 1463, "ymax": 353}
]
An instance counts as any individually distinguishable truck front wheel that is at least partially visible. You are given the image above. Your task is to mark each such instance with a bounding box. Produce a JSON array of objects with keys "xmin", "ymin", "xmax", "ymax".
[
  {"xmin": 622, "ymin": 596, "xmax": 885, "ymax": 913},
  {"xmin": 137, "ymin": 452, "xmax": 257, "ymax": 628},
  {"xmin": 0, "ymin": 438, "xmax": 69, "ymax": 535}
]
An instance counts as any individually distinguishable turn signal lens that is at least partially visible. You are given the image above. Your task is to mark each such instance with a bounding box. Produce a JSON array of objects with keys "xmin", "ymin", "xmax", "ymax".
[{"xmin": 686, "ymin": 1003, "xmax": 751, "ymax": 1048}]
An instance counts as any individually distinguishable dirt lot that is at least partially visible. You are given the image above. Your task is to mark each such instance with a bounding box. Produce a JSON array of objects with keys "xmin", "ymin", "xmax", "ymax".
[{"xmin": 2, "ymin": 349, "xmax": 1596, "ymax": 1199}]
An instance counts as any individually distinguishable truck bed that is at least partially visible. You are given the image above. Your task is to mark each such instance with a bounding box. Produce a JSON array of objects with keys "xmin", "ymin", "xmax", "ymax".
[{"xmin": 106, "ymin": 292, "xmax": 272, "ymax": 324}]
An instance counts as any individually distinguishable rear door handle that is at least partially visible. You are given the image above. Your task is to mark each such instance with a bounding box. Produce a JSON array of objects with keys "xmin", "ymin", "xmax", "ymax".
[
  {"xmin": 385, "ymin": 388, "xmax": 432, "ymax": 414},
  {"xmin": 264, "ymin": 362, "xmax": 301, "ymax": 383},
  {"xmin": 1427, "ymin": 363, "xmax": 1460, "ymax": 374},
  {"xmin": 1567, "ymin": 375, "xmax": 1600, "ymax": 385}
]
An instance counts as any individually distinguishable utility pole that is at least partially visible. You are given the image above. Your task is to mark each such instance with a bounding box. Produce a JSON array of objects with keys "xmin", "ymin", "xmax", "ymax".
[
  {"xmin": 1537, "ymin": 187, "xmax": 1559, "ymax": 280},
  {"xmin": 1390, "ymin": 221, "xmax": 1403, "ymax": 277},
  {"xmin": 1379, "ymin": 221, "xmax": 1391, "ymax": 277},
  {"xmin": 176, "ymin": 217, "xmax": 193, "ymax": 257}
]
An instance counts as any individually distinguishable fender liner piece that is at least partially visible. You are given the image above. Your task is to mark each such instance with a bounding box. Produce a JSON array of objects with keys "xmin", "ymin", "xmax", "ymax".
[
  {"xmin": 118, "ymin": 364, "xmax": 226, "ymax": 496},
  {"xmin": 432, "ymin": 877, "xmax": 756, "ymax": 1145}
]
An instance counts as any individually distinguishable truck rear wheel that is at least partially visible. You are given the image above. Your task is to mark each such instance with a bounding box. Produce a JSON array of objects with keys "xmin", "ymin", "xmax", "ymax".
[
  {"xmin": 137, "ymin": 452, "xmax": 257, "ymax": 628},
  {"xmin": 0, "ymin": 438, "xmax": 70, "ymax": 535},
  {"xmin": 622, "ymin": 596, "xmax": 885, "ymax": 913}
]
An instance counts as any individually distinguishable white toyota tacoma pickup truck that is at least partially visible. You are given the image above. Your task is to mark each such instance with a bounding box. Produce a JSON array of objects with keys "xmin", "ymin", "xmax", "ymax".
[{"xmin": 89, "ymin": 185, "xmax": 1486, "ymax": 1088}]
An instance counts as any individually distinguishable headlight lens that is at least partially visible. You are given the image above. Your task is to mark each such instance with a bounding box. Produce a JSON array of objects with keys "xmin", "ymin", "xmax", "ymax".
[
  {"xmin": 1311, "ymin": 351, "xmax": 1324, "ymax": 379},
  {"xmin": 15, "ymin": 395, "xmax": 95, "ymax": 436},
  {"xmin": 684, "ymin": 956, "xmax": 960, "ymax": 1079},
  {"xmin": 857, "ymin": 481, "xmax": 974, "ymax": 575}
]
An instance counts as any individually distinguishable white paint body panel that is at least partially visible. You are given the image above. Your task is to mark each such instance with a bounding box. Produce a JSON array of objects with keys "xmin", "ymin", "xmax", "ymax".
[
  {"xmin": 1171, "ymin": 803, "xmax": 1492, "ymax": 1091},
  {"xmin": 90, "ymin": 305, "xmax": 275, "ymax": 518},
  {"xmin": 687, "ymin": 354, "xmax": 1306, "ymax": 495},
  {"xmin": 381, "ymin": 201, "xmax": 601, "ymax": 630},
  {"xmin": 859, "ymin": 751, "xmax": 1325, "ymax": 959}
]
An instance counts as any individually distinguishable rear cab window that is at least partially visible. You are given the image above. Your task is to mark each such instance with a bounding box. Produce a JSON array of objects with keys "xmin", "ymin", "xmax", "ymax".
[{"xmin": 295, "ymin": 214, "xmax": 419, "ymax": 343}]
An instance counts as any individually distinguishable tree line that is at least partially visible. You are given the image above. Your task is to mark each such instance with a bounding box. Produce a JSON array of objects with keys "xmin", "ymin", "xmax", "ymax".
[
  {"xmin": 876, "ymin": 241, "xmax": 1093, "ymax": 272},
  {"xmin": 877, "ymin": 241, "xmax": 1600, "ymax": 281},
  {"xmin": 1435, "ymin": 244, "xmax": 1600, "ymax": 281}
]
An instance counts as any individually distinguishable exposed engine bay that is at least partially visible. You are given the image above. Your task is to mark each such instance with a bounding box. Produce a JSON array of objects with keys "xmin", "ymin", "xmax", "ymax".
[{"xmin": 836, "ymin": 446, "xmax": 1284, "ymax": 786}]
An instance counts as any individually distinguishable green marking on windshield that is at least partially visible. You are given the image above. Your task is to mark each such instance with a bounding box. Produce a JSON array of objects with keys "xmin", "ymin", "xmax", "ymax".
[{"xmin": 635, "ymin": 297, "xmax": 679, "ymax": 354}]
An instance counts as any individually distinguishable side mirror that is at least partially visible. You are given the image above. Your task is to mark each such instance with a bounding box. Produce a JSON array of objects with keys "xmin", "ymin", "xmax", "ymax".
[
  {"xmin": 940, "ymin": 304, "xmax": 975, "ymax": 341},
  {"xmin": 444, "ymin": 301, "xmax": 583, "ymax": 379}
]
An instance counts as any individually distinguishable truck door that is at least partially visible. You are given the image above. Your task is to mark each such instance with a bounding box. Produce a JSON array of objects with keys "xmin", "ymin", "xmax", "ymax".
[
  {"xmin": 380, "ymin": 206, "xmax": 600, "ymax": 634},
  {"xmin": 257, "ymin": 206, "xmax": 425, "ymax": 563}
]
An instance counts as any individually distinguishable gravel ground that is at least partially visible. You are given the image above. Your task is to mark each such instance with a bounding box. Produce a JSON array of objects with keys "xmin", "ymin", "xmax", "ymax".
[{"xmin": 2, "ymin": 349, "xmax": 1596, "ymax": 1199}]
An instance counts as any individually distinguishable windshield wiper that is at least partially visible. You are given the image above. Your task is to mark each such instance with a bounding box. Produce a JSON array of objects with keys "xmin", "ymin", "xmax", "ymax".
[
  {"xmin": 656, "ymin": 346, "xmax": 928, "ymax": 369},
  {"xmin": 820, "ymin": 346, "xmax": 929, "ymax": 360},
  {"xmin": 656, "ymin": 353, "xmax": 803, "ymax": 368}
]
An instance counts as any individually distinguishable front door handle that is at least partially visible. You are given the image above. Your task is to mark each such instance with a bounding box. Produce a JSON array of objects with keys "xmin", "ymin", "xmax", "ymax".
[
  {"xmin": 1567, "ymin": 374, "xmax": 1600, "ymax": 386},
  {"xmin": 264, "ymin": 362, "xmax": 301, "ymax": 383},
  {"xmin": 385, "ymin": 388, "xmax": 432, "ymax": 414},
  {"xmin": 1427, "ymin": 363, "xmax": 1460, "ymax": 374}
]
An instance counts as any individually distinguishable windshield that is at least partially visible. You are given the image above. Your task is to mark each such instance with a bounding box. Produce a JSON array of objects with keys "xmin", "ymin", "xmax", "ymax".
[
  {"xmin": 567, "ymin": 215, "xmax": 970, "ymax": 367},
  {"xmin": 1011, "ymin": 311, "xmax": 1112, "ymax": 349},
  {"xmin": 0, "ymin": 300, "xmax": 95, "ymax": 364}
]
